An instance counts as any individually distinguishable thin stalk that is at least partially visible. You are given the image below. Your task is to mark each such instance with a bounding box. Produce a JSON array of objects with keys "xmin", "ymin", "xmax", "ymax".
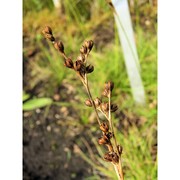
[
  {"xmin": 113, "ymin": 164, "xmax": 121, "ymax": 180},
  {"xmin": 108, "ymin": 93, "xmax": 124, "ymax": 180},
  {"xmin": 108, "ymin": 93, "xmax": 119, "ymax": 154}
]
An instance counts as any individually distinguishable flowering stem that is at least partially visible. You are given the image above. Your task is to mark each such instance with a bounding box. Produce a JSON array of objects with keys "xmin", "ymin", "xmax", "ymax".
[{"xmin": 108, "ymin": 93, "xmax": 124, "ymax": 180}]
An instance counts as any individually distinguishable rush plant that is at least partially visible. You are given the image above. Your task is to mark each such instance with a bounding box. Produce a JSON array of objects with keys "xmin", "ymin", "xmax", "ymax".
[{"xmin": 42, "ymin": 26, "xmax": 124, "ymax": 180}]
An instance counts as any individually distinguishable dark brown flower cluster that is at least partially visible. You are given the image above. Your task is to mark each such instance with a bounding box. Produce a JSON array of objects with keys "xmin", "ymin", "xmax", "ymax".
[
  {"xmin": 42, "ymin": 26, "xmax": 94, "ymax": 81},
  {"xmin": 85, "ymin": 81, "xmax": 118, "ymax": 116},
  {"xmin": 42, "ymin": 26, "xmax": 64, "ymax": 53},
  {"xmin": 85, "ymin": 81, "xmax": 122, "ymax": 164},
  {"xmin": 98, "ymin": 119, "xmax": 120, "ymax": 164}
]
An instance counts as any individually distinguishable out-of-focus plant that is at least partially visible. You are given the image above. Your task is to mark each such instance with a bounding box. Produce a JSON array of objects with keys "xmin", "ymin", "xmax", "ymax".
[
  {"xmin": 23, "ymin": 0, "xmax": 54, "ymax": 16},
  {"xmin": 23, "ymin": 91, "xmax": 53, "ymax": 111}
]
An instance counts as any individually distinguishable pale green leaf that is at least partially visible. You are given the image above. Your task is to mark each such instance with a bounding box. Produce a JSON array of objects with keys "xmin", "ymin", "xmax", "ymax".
[{"xmin": 23, "ymin": 98, "xmax": 53, "ymax": 111}]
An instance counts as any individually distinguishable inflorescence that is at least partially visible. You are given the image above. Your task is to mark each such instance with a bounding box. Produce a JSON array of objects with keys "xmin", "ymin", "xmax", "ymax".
[{"xmin": 42, "ymin": 26, "xmax": 124, "ymax": 179}]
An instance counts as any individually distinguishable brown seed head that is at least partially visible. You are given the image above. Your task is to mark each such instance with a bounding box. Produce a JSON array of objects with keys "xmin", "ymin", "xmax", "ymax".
[
  {"xmin": 111, "ymin": 104, "xmax": 118, "ymax": 112},
  {"xmin": 74, "ymin": 60, "xmax": 84, "ymax": 71},
  {"xmin": 54, "ymin": 41, "xmax": 64, "ymax": 53},
  {"xmin": 104, "ymin": 152, "xmax": 113, "ymax": 162},
  {"xmin": 106, "ymin": 132, "xmax": 113, "ymax": 139},
  {"xmin": 84, "ymin": 40, "xmax": 94, "ymax": 51},
  {"xmin": 102, "ymin": 81, "xmax": 114, "ymax": 97},
  {"xmin": 117, "ymin": 145, "xmax": 123, "ymax": 155},
  {"xmin": 42, "ymin": 26, "xmax": 53, "ymax": 35},
  {"xmin": 104, "ymin": 152, "xmax": 119, "ymax": 164},
  {"xmin": 98, "ymin": 135, "xmax": 109, "ymax": 145},
  {"xmin": 112, "ymin": 152, "xmax": 119, "ymax": 164},
  {"xmin": 64, "ymin": 58, "xmax": 74, "ymax": 69},
  {"xmin": 86, "ymin": 65, "xmax": 94, "ymax": 73},
  {"xmin": 100, "ymin": 122, "xmax": 109, "ymax": 132},
  {"xmin": 77, "ymin": 54, "xmax": 85, "ymax": 62},
  {"xmin": 102, "ymin": 89, "xmax": 109, "ymax": 97},
  {"xmin": 94, "ymin": 97, "xmax": 102, "ymax": 107},
  {"xmin": 107, "ymin": 81, "xmax": 114, "ymax": 91},
  {"xmin": 85, "ymin": 99, "xmax": 92, "ymax": 107},
  {"xmin": 80, "ymin": 45, "xmax": 87, "ymax": 54},
  {"xmin": 44, "ymin": 33, "xmax": 55, "ymax": 42},
  {"xmin": 101, "ymin": 102, "xmax": 109, "ymax": 112}
]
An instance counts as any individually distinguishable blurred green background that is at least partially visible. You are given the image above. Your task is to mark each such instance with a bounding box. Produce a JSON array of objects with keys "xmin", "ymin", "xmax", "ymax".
[{"xmin": 23, "ymin": 0, "xmax": 157, "ymax": 179}]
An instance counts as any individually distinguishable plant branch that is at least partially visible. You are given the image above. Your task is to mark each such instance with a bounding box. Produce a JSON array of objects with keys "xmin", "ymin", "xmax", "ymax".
[{"xmin": 108, "ymin": 93, "xmax": 124, "ymax": 180}]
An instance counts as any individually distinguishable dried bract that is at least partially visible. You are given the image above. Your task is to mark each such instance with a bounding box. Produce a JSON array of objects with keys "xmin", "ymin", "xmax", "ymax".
[
  {"xmin": 54, "ymin": 41, "xmax": 64, "ymax": 53},
  {"xmin": 112, "ymin": 152, "xmax": 119, "ymax": 164},
  {"xmin": 100, "ymin": 122, "xmax": 109, "ymax": 132},
  {"xmin": 44, "ymin": 33, "xmax": 55, "ymax": 42},
  {"xmin": 80, "ymin": 45, "xmax": 87, "ymax": 54},
  {"xmin": 85, "ymin": 99, "xmax": 93, "ymax": 107},
  {"xmin": 102, "ymin": 81, "xmax": 114, "ymax": 97},
  {"xmin": 84, "ymin": 40, "xmax": 94, "ymax": 52},
  {"xmin": 107, "ymin": 81, "xmax": 114, "ymax": 92},
  {"xmin": 42, "ymin": 26, "xmax": 55, "ymax": 42},
  {"xmin": 77, "ymin": 54, "xmax": 85, "ymax": 62},
  {"xmin": 86, "ymin": 65, "xmax": 94, "ymax": 73},
  {"xmin": 98, "ymin": 135, "xmax": 110, "ymax": 145},
  {"xmin": 64, "ymin": 58, "xmax": 74, "ymax": 69},
  {"xmin": 117, "ymin": 145, "xmax": 123, "ymax": 155},
  {"xmin": 42, "ymin": 26, "xmax": 53, "ymax": 35},
  {"xmin": 102, "ymin": 89, "xmax": 109, "ymax": 97},
  {"xmin": 104, "ymin": 152, "xmax": 113, "ymax": 162},
  {"xmin": 94, "ymin": 97, "xmax": 102, "ymax": 107},
  {"xmin": 74, "ymin": 60, "xmax": 84, "ymax": 71},
  {"xmin": 111, "ymin": 104, "xmax": 118, "ymax": 112},
  {"xmin": 104, "ymin": 152, "xmax": 119, "ymax": 164},
  {"xmin": 101, "ymin": 102, "xmax": 109, "ymax": 112}
]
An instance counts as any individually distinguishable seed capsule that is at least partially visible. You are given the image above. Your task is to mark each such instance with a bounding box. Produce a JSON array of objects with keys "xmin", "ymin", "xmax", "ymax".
[
  {"xmin": 54, "ymin": 41, "xmax": 64, "ymax": 53},
  {"xmin": 107, "ymin": 81, "xmax": 114, "ymax": 91},
  {"xmin": 77, "ymin": 54, "xmax": 85, "ymax": 62},
  {"xmin": 98, "ymin": 135, "xmax": 109, "ymax": 145},
  {"xmin": 84, "ymin": 40, "xmax": 94, "ymax": 51},
  {"xmin": 102, "ymin": 89, "xmax": 109, "ymax": 97},
  {"xmin": 117, "ymin": 145, "xmax": 123, "ymax": 155},
  {"xmin": 106, "ymin": 132, "xmax": 113, "ymax": 139},
  {"xmin": 74, "ymin": 60, "xmax": 84, "ymax": 71},
  {"xmin": 101, "ymin": 102, "xmax": 109, "ymax": 112},
  {"xmin": 88, "ymin": 40, "xmax": 94, "ymax": 51},
  {"xmin": 86, "ymin": 65, "xmax": 94, "ymax": 73},
  {"xmin": 111, "ymin": 104, "xmax": 118, "ymax": 112},
  {"xmin": 94, "ymin": 97, "xmax": 101, "ymax": 107},
  {"xmin": 104, "ymin": 152, "xmax": 113, "ymax": 162},
  {"xmin": 112, "ymin": 152, "xmax": 119, "ymax": 164},
  {"xmin": 100, "ymin": 122, "xmax": 109, "ymax": 132},
  {"xmin": 85, "ymin": 99, "xmax": 92, "ymax": 107},
  {"xmin": 42, "ymin": 26, "xmax": 53, "ymax": 35},
  {"xmin": 44, "ymin": 34, "xmax": 55, "ymax": 41},
  {"xmin": 80, "ymin": 45, "xmax": 87, "ymax": 54},
  {"xmin": 64, "ymin": 58, "xmax": 73, "ymax": 68},
  {"xmin": 104, "ymin": 152, "xmax": 119, "ymax": 164}
]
